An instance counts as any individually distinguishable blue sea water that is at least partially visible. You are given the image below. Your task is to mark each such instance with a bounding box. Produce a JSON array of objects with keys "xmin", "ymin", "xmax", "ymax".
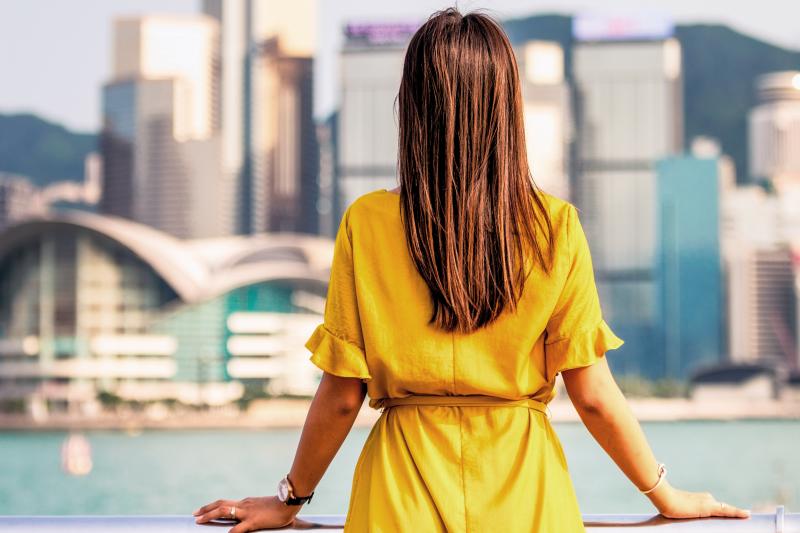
[{"xmin": 0, "ymin": 420, "xmax": 797, "ymax": 516}]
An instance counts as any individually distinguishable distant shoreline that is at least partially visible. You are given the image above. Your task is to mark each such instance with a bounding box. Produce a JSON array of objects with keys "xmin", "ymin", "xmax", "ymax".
[{"xmin": 1, "ymin": 397, "xmax": 798, "ymax": 431}]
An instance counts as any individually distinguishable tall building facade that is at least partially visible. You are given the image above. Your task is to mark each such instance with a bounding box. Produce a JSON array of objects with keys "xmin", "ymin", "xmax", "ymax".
[
  {"xmin": 250, "ymin": 41, "xmax": 317, "ymax": 233},
  {"xmin": 316, "ymin": 112, "xmax": 339, "ymax": 238},
  {"xmin": 655, "ymin": 157, "xmax": 722, "ymax": 378},
  {"xmin": 726, "ymin": 246, "xmax": 798, "ymax": 370},
  {"xmin": 794, "ymin": 246, "xmax": 800, "ymax": 370},
  {"xmin": 337, "ymin": 23, "xmax": 416, "ymax": 221},
  {"xmin": 516, "ymin": 41, "xmax": 572, "ymax": 200},
  {"xmin": 202, "ymin": 0, "xmax": 249, "ymax": 232},
  {"xmin": 572, "ymin": 14, "xmax": 684, "ymax": 378},
  {"xmin": 99, "ymin": 80, "xmax": 135, "ymax": 220},
  {"xmin": 203, "ymin": 0, "xmax": 318, "ymax": 235},
  {"xmin": 100, "ymin": 15, "xmax": 235, "ymax": 239},
  {"xmin": 722, "ymin": 185, "xmax": 800, "ymax": 370},
  {"xmin": 749, "ymin": 71, "xmax": 800, "ymax": 189},
  {"xmin": 726, "ymin": 71, "xmax": 800, "ymax": 370}
]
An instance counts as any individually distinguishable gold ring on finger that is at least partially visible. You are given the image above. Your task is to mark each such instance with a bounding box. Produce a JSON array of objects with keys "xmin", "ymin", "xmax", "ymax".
[{"xmin": 231, "ymin": 505, "xmax": 237, "ymax": 519}]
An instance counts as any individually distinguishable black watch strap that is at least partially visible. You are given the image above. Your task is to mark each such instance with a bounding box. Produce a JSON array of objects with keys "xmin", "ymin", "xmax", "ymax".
[
  {"xmin": 286, "ymin": 490, "xmax": 314, "ymax": 505},
  {"xmin": 281, "ymin": 474, "xmax": 314, "ymax": 506}
]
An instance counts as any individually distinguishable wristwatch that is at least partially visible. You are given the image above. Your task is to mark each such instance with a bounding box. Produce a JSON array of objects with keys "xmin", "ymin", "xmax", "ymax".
[{"xmin": 277, "ymin": 474, "xmax": 314, "ymax": 506}]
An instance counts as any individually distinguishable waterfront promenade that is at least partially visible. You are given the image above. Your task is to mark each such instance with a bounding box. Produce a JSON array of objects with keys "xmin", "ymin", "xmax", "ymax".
[{"xmin": 1, "ymin": 396, "xmax": 799, "ymax": 431}]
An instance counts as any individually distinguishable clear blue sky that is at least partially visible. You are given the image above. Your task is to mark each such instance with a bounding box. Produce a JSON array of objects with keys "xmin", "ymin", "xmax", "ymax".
[{"xmin": 1, "ymin": 0, "xmax": 798, "ymax": 133}]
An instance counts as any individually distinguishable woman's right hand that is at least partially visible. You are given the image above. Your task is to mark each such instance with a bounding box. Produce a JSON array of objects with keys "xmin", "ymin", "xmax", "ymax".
[
  {"xmin": 647, "ymin": 481, "xmax": 751, "ymax": 519},
  {"xmin": 560, "ymin": 362, "xmax": 752, "ymax": 521}
]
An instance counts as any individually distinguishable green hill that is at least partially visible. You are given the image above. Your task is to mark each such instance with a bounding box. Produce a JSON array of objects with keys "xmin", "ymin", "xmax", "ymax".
[
  {"xmin": 0, "ymin": 113, "xmax": 97, "ymax": 186},
  {"xmin": 503, "ymin": 15, "xmax": 800, "ymax": 182}
]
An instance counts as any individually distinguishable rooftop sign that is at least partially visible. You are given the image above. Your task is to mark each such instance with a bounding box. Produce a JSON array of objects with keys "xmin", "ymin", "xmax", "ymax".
[
  {"xmin": 344, "ymin": 22, "xmax": 420, "ymax": 46},
  {"xmin": 573, "ymin": 12, "xmax": 674, "ymax": 41}
]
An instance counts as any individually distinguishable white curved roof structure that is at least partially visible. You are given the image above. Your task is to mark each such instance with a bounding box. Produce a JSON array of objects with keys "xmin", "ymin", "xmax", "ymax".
[{"xmin": 0, "ymin": 210, "xmax": 334, "ymax": 303}]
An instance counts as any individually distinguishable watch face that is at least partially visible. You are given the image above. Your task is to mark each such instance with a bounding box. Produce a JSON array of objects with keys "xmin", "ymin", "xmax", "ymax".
[{"xmin": 277, "ymin": 478, "xmax": 289, "ymax": 501}]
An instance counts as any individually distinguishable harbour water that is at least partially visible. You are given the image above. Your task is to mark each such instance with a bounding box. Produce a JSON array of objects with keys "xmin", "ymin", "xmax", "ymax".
[{"xmin": 1, "ymin": 420, "xmax": 798, "ymax": 516}]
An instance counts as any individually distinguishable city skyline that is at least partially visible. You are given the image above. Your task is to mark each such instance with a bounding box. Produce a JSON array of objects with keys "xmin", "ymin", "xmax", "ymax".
[
  {"xmin": 2, "ymin": 4, "xmax": 798, "ymax": 398},
  {"xmin": 1, "ymin": 3, "xmax": 799, "ymax": 522},
  {"xmin": 0, "ymin": 0, "xmax": 798, "ymax": 435},
  {"xmin": 2, "ymin": 0, "xmax": 800, "ymax": 132}
]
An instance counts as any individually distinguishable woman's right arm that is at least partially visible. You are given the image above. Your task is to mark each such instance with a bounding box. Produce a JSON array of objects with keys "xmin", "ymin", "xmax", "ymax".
[{"xmin": 560, "ymin": 356, "xmax": 751, "ymax": 520}]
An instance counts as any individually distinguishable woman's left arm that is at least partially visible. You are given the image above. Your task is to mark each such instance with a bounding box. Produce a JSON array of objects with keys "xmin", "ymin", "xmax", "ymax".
[{"xmin": 193, "ymin": 372, "xmax": 368, "ymax": 532}]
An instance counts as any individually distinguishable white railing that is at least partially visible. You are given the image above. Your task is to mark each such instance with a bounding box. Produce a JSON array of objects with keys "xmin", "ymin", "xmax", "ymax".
[{"xmin": 0, "ymin": 507, "xmax": 797, "ymax": 532}]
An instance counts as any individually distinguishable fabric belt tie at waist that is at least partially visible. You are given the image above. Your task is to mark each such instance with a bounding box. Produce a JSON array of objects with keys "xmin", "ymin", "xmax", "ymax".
[{"xmin": 373, "ymin": 395, "xmax": 551, "ymax": 420}]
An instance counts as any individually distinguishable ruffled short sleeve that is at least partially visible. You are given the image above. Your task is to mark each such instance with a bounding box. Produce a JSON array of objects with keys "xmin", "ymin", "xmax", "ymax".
[
  {"xmin": 305, "ymin": 206, "xmax": 372, "ymax": 382},
  {"xmin": 543, "ymin": 205, "xmax": 624, "ymax": 382}
]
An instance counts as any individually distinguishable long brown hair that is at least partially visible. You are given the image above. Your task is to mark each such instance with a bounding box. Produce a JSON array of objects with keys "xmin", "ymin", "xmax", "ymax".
[{"xmin": 397, "ymin": 7, "xmax": 554, "ymax": 333}]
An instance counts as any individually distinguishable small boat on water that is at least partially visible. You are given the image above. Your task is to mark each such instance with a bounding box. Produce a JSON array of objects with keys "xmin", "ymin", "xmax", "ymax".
[{"xmin": 61, "ymin": 433, "xmax": 93, "ymax": 476}]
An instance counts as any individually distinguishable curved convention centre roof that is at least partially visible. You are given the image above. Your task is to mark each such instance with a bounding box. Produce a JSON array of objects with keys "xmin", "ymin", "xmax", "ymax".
[{"xmin": 0, "ymin": 210, "xmax": 334, "ymax": 303}]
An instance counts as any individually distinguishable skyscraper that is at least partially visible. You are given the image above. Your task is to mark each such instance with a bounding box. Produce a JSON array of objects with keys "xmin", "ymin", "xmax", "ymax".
[
  {"xmin": 722, "ymin": 185, "xmax": 800, "ymax": 370},
  {"xmin": 726, "ymin": 246, "xmax": 797, "ymax": 370},
  {"xmin": 749, "ymin": 71, "xmax": 800, "ymax": 191},
  {"xmin": 249, "ymin": 1, "xmax": 318, "ymax": 234},
  {"xmin": 794, "ymin": 246, "xmax": 800, "ymax": 371},
  {"xmin": 573, "ymin": 15, "xmax": 683, "ymax": 271},
  {"xmin": 202, "ymin": 0, "xmax": 249, "ymax": 231},
  {"xmin": 655, "ymin": 157, "xmax": 722, "ymax": 378},
  {"xmin": 337, "ymin": 22, "xmax": 417, "ymax": 221},
  {"xmin": 516, "ymin": 41, "xmax": 572, "ymax": 200},
  {"xmin": 316, "ymin": 112, "xmax": 339, "ymax": 238},
  {"xmin": 572, "ymin": 13, "xmax": 684, "ymax": 378},
  {"xmin": 100, "ymin": 15, "xmax": 234, "ymax": 238},
  {"xmin": 736, "ymin": 70, "xmax": 800, "ymax": 370},
  {"xmin": 203, "ymin": 0, "xmax": 318, "ymax": 234}
]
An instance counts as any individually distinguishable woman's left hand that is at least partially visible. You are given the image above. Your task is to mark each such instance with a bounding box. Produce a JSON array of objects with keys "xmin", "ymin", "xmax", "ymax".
[{"xmin": 193, "ymin": 496, "xmax": 300, "ymax": 532}]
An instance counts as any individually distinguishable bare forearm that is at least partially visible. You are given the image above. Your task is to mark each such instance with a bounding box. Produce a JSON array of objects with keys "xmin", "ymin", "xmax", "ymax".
[
  {"xmin": 562, "ymin": 360, "xmax": 750, "ymax": 520},
  {"xmin": 194, "ymin": 374, "xmax": 368, "ymax": 529},
  {"xmin": 286, "ymin": 376, "xmax": 366, "ymax": 497},
  {"xmin": 573, "ymin": 385, "xmax": 662, "ymax": 494}
]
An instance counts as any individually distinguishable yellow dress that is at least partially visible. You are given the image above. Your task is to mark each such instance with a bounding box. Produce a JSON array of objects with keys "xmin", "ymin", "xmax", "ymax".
[{"xmin": 305, "ymin": 189, "xmax": 624, "ymax": 532}]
